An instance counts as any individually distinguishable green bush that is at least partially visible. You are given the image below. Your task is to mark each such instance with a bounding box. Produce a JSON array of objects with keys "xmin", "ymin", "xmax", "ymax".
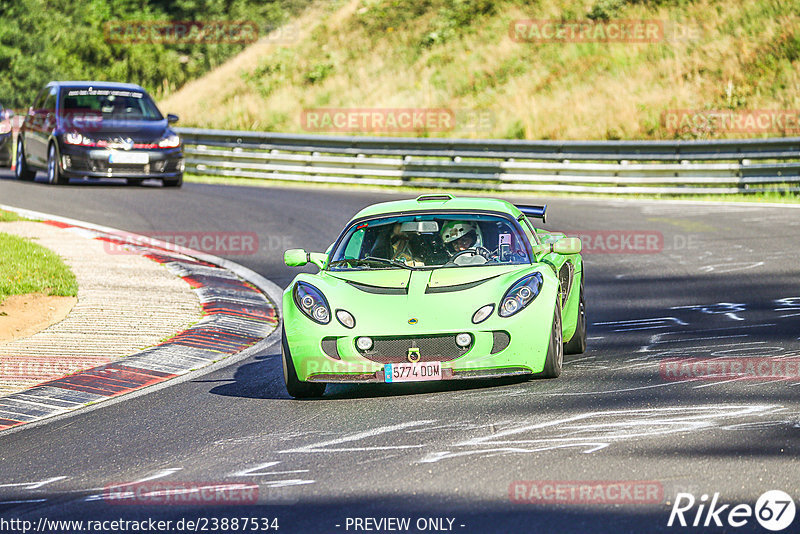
[{"xmin": 0, "ymin": 0, "xmax": 315, "ymax": 109}]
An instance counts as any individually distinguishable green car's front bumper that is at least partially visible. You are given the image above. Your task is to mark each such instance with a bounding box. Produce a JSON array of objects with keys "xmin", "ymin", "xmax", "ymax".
[{"xmin": 282, "ymin": 270, "xmax": 559, "ymax": 384}]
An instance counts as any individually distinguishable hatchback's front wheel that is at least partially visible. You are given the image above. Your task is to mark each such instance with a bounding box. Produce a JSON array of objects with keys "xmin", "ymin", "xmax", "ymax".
[{"xmin": 47, "ymin": 143, "xmax": 68, "ymax": 185}]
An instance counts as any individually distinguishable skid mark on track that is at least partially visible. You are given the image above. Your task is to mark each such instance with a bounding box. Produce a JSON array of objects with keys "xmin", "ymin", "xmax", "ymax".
[
  {"xmin": 417, "ymin": 405, "xmax": 782, "ymax": 463},
  {"xmin": 273, "ymin": 405, "xmax": 784, "ymax": 465}
]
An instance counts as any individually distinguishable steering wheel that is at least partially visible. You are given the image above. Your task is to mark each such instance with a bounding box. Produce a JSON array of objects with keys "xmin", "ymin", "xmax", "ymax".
[{"xmin": 446, "ymin": 246, "xmax": 495, "ymax": 265}]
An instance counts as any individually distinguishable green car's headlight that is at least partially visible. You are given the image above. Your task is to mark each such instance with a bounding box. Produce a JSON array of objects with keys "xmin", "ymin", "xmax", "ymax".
[
  {"xmin": 293, "ymin": 282, "xmax": 331, "ymax": 324},
  {"xmin": 335, "ymin": 309, "xmax": 355, "ymax": 329},
  {"xmin": 472, "ymin": 304, "xmax": 494, "ymax": 324},
  {"xmin": 499, "ymin": 272, "xmax": 544, "ymax": 318}
]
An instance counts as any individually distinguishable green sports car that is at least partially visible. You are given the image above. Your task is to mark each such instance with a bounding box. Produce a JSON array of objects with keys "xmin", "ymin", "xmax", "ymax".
[{"xmin": 281, "ymin": 194, "xmax": 585, "ymax": 398}]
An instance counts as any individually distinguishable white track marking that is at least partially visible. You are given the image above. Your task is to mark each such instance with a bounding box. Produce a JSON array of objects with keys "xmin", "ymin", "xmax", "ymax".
[
  {"xmin": 691, "ymin": 378, "xmax": 748, "ymax": 389},
  {"xmin": 671, "ymin": 302, "xmax": 747, "ymax": 321},
  {"xmin": 774, "ymin": 297, "xmax": 800, "ymax": 318},
  {"xmin": 232, "ymin": 462, "xmax": 280, "ymax": 477},
  {"xmin": 699, "ymin": 261, "xmax": 764, "ymax": 274},
  {"xmin": 650, "ymin": 334, "xmax": 749, "ymax": 344},
  {"xmin": 128, "ymin": 468, "xmax": 183, "ymax": 484},
  {"xmin": 0, "ymin": 477, "xmax": 66, "ymax": 490},
  {"xmin": 279, "ymin": 420, "xmax": 435, "ymax": 454},
  {"xmin": 262, "ymin": 480, "xmax": 315, "ymax": 488},
  {"xmin": 83, "ymin": 468, "xmax": 182, "ymax": 502},
  {"xmin": 233, "ymin": 462, "xmax": 310, "ymax": 477},
  {"xmin": 594, "ymin": 317, "xmax": 688, "ymax": 331},
  {"xmin": 417, "ymin": 405, "xmax": 781, "ymax": 463},
  {"xmin": 635, "ymin": 325, "xmax": 776, "ymax": 355}
]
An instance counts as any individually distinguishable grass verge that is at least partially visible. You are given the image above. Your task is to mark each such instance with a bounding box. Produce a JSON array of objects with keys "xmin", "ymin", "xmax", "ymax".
[
  {"xmin": 0, "ymin": 232, "xmax": 78, "ymax": 303},
  {"xmin": 0, "ymin": 209, "xmax": 29, "ymax": 222}
]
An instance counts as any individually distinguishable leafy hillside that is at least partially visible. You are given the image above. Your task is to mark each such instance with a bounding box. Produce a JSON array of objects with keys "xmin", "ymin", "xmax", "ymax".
[
  {"xmin": 160, "ymin": 0, "xmax": 800, "ymax": 140},
  {"xmin": 0, "ymin": 0, "xmax": 314, "ymax": 109}
]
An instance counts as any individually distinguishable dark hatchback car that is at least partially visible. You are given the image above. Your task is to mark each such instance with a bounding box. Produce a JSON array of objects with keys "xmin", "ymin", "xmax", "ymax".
[
  {"xmin": 15, "ymin": 81, "xmax": 184, "ymax": 187},
  {"xmin": 0, "ymin": 104, "xmax": 12, "ymax": 167}
]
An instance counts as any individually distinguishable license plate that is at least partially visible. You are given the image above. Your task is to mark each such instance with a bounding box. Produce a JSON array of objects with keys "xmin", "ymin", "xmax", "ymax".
[
  {"xmin": 384, "ymin": 361, "xmax": 443, "ymax": 383},
  {"xmin": 109, "ymin": 152, "xmax": 148, "ymax": 164}
]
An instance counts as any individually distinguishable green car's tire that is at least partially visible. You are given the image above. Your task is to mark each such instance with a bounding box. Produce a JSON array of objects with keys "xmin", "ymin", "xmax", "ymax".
[
  {"xmin": 282, "ymin": 326, "xmax": 326, "ymax": 399},
  {"xmin": 538, "ymin": 303, "xmax": 563, "ymax": 378},
  {"xmin": 564, "ymin": 284, "xmax": 586, "ymax": 355}
]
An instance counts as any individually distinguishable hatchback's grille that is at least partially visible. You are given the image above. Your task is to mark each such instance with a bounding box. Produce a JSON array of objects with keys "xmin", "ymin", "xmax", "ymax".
[{"xmin": 357, "ymin": 335, "xmax": 469, "ymax": 364}]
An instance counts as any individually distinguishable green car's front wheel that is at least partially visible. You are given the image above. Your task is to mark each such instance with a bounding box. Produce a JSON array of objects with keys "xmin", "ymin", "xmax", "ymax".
[
  {"xmin": 538, "ymin": 303, "xmax": 563, "ymax": 378},
  {"xmin": 564, "ymin": 284, "xmax": 586, "ymax": 355},
  {"xmin": 281, "ymin": 326, "xmax": 326, "ymax": 399}
]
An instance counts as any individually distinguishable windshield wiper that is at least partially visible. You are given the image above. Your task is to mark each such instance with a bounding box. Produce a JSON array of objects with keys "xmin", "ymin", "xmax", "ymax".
[{"xmin": 328, "ymin": 257, "xmax": 415, "ymax": 270}]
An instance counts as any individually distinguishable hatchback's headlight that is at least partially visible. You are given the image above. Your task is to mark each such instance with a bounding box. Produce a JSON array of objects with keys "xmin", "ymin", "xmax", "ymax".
[
  {"xmin": 499, "ymin": 272, "xmax": 544, "ymax": 318},
  {"xmin": 158, "ymin": 134, "xmax": 180, "ymax": 148},
  {"xmin": 293, "ymin": 282, "xmax": 331, "ymax": 324},
  {"xmin": 64, "ymin": 132, "xmax": 85, "ymax": 145}
]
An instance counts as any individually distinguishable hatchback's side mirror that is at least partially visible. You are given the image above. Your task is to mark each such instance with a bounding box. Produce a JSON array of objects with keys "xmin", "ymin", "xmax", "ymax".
[{"xmin": 167, "ymin": 113, "xmax": 179, "ymax": 124}]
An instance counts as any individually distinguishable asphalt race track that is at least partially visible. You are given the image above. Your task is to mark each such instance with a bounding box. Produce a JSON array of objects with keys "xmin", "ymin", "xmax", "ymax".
[{"xmin": 1, "ymin": 172, "xmax": 799, "ymax": 533}]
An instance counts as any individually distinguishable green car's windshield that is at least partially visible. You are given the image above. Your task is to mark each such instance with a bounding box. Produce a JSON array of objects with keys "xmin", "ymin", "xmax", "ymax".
[{"xmin": 328, "ymin": 213, "xmax": 531, "ymax": 270}]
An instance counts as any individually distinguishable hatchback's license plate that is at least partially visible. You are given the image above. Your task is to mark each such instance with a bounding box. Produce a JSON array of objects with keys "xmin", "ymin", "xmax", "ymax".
[
  {"xmin": 109, "ymin": 152, "xmax": 148, "ymax": 164},
  {"xmin": 384, "ymin": 361, "xmax": 442, "ymax": 383}
]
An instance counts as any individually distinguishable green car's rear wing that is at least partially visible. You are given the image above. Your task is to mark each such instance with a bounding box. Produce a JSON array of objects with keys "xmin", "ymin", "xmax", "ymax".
[{"xmin": 516, "ymin": 204, "xmax": 547, "ymax": 224}]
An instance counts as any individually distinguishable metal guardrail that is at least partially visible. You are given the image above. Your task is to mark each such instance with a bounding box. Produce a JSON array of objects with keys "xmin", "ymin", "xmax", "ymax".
[{"xmin": 175, "ymin": 128, "xmax": 800, "ymax": 194}]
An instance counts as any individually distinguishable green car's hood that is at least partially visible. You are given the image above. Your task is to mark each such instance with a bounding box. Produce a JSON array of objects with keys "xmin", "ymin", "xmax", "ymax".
[
  {"xmin": 326, "ymin": 269, "xmax": 411, "ymax": 289},
  {"xmin": 305, "ymin": 264, "xmax": 543, "ymax": 333}
]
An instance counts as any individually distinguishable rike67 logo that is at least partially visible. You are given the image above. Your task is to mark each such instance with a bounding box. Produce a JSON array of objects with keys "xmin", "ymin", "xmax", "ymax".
[{"xmin": 668, "ymin": 490, "xmax": 796, "ymax": 531}]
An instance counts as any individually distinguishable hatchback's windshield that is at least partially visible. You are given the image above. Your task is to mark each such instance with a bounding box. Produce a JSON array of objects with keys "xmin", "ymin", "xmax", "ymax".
[
  {"xmin": 60, "ymin": 88, "xmax": 162, "ymax": 121},
  {"xmin": 328, "ymin": 213, "xmax": 531, "ymax": 270}
]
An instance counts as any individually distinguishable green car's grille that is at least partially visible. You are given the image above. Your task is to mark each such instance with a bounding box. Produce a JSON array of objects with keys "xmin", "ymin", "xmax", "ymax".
[
  {"xmin": 321, "ymin": 337, "xmax": 340, "ymax": 359},
  {"xmin": 491, "ymin": 331, "xmax": 511, "ymax": 354},
  {"xmin": 357, "ymin": 335, "xmax": 469, "ymax": 364}
]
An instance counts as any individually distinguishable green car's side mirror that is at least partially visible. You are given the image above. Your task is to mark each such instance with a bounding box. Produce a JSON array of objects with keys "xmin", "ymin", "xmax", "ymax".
[
  {"xmin": 284, "ymin": 249, "xmax": 328, "ymax": 269},
  {"xmin": 284, "ymin": 249, "xmax": 308, "ymax": 266},
  {"xmin": 552, "ymin": 237, "xmax": 582, "ymax": 255},
  {"xmin": 308, "ymin": 252, "xmax": 328, "ymax": 269}
]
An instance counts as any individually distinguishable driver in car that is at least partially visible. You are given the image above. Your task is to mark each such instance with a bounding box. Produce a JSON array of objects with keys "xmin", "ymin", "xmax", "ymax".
[
  {"xmin": 441, "ymin": 221, "xmax": 486, "ymax": 264},
  {"xmin": 389, "ymin": 223, "xmax": 425, "ymax": 266}
]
